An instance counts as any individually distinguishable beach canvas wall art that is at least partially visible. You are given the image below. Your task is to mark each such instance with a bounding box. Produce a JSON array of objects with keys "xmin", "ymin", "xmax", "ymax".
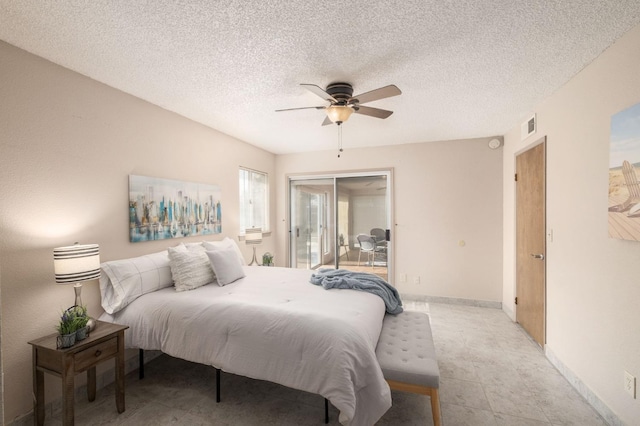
[
  {"xmin": 129, "ymin": 175, "xmax": 222, "ymax": 242},
  {"xmin": 608, "ymin": 102, "xmax": 640, "ymax": 241}
]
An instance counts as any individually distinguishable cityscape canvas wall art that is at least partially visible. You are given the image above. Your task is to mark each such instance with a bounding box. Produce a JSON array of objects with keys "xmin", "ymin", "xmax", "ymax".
[
  {"xmin": 129, "ymin": 175, "xmax": 222, "ymax": 242},
  {"xmin": 608, "ymin": 102, "xmax": 640, "ymax": 241}
]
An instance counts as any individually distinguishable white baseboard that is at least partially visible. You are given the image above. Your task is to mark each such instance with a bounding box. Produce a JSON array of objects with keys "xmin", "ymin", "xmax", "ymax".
[
  {"xmin": 402, "ymin": 293, "xmax": 502, "ymax": 309},
  {"xmin": 502, "ymin": 302, "xmax": 515, "ymax": 320},
  {"xmin": 545, "ymin": 347, "xmax": 622, "ymax": 426}
]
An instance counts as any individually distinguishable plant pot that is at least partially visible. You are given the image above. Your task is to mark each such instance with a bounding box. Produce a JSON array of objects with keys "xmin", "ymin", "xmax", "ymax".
[
  {"xmin": 76, "ymin": 326, "xmax": 89, "ymax": 341},
  {"xmin": 57, "ymin": 332, "xmax": 76, "ymax": 349},
  {"xmin": 262, "ymin": 252, "xmax": 274, "ymax": 266}
]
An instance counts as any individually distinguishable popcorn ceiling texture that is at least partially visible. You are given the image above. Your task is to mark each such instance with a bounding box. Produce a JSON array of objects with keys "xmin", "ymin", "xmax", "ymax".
[{"xmin": 0, "ymin": 0, "xmax": 638, "ymax": 154}]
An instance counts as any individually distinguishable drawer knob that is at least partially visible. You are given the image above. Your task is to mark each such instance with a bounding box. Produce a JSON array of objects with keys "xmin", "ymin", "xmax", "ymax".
[{"xmin": 95, "ymin": 350, "xmax": 102, "ymax": 357}]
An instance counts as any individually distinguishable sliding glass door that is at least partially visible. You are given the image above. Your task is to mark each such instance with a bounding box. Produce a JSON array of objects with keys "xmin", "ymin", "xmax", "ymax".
[
  {"xmin": 335, "ymin": 175, "xmax": 390, "ymax": 281},
  {"xmin": 289, "ymin": 171, "xmax": 392, "ymax": 283},
  {"xmin": 290, "ymin": 179, "xmax": 333, "ymax": 270}
]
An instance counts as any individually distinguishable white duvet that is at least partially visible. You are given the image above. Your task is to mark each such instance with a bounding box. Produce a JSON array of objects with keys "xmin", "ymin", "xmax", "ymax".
[{"xmin": 99, "ymin": 266, "xmax": 391, "ymax": 425}]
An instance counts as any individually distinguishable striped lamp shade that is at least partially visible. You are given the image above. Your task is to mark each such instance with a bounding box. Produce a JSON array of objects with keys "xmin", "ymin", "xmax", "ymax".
[{"xmin": 53, "ymin": 244, "xmax": 101, "ymax": 284}]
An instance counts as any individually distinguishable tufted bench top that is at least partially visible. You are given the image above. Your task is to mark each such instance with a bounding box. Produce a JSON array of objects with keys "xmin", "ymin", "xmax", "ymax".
[{"xmin": 375, "ymin": 310, "xmax": 439, "ymax": 389}]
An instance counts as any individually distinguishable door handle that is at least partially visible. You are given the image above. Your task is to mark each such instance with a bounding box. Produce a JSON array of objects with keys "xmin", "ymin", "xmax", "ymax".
[{"xmin": 530, "ymin": 253, "xmax": 545, "ymax": 260}]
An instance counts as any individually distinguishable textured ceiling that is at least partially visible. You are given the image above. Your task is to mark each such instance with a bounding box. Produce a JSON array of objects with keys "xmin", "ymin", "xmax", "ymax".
[{"xmin": 1, "ymin": 1, "xmax": 639, "ymax": 154}]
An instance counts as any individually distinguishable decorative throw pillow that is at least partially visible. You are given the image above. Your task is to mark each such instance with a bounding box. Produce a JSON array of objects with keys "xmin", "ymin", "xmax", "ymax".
[
  {"xmin": 206, "ymin": 248, "xmax": 246, "ymax": 286},
  {"xmin": 168, "ymin": 246, "xmax": 215, "ymax": 292},
  {"xmin": 202, "ymin": 237, "xmax": 246, "ymax": 266}
]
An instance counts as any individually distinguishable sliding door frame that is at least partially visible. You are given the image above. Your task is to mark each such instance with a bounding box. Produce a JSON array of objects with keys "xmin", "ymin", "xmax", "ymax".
[{"xmin": 286, "ymin": 168, "xmax": 394, "ymax": 284}]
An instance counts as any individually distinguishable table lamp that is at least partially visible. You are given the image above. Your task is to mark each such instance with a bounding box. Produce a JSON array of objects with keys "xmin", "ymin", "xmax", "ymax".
[
  {"xmin": 53, "ymin": 243, "xmax": 100, "ymax": 308},
  {"xmin": 245, "ymin": 228, "xmax": 262, "ymax": 266}
]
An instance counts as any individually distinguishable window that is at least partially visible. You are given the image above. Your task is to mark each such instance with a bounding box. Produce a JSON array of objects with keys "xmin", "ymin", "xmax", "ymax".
[{"xmin": 239, "ymin": 167, "xmax": 269, "ymax": 233}]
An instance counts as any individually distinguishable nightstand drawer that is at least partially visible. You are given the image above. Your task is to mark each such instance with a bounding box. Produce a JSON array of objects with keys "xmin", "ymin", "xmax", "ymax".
[{"xmin": 75, "ymin": 337, "xmax": 118, "ymax": 372}]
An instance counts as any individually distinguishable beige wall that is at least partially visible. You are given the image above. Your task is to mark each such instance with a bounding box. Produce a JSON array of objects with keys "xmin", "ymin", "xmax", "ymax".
[
  {"xmin": 0, "ymin": 41, "xmax": 276, "ymax": 423},
  {"xmin": 275, "ymin": 138, "xmax": 504, "ymax": 301},
  {"xmin": 502, "ymin": 25, "xmax": 640, "ymax": 423}
]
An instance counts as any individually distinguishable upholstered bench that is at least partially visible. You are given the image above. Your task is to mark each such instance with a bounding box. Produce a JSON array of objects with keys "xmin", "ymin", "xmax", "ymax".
[{"xmin": 376, "ymin": 310, "xmax": 441, "ymax": 426}]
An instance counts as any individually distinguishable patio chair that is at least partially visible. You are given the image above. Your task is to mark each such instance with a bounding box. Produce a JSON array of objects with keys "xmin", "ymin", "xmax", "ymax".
[
  {"xmin": 356, "ymin": 234, "xmax": 386, "ymax": 267},
  {"xmin": 370, "ymin": 228, "xmax": 387, "ymax": 247}
]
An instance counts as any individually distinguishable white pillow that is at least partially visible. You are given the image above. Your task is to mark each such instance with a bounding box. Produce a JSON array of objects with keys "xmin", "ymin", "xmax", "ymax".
[
  {"xmin": 206, "ymin": 249, "xmax": 246, "ymax": 286},
  {"xmin": 168, "ymin": 246, "xmax": 215, "ymax": 292},
  {"xmin": 100, "ymin": 250, "xmax": 173, "ymax": 314},
  {"xmin": 202, "ymin": 237, "xmax": 245, "ymax": 266},
  {"xmin": 184, "ymin": 241, "xmax": 204, "ymax": 250}
]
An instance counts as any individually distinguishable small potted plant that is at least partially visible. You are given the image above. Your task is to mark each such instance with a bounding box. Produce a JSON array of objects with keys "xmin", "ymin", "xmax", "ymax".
[
  {"xmin": 262, "ymin": 252, "xmax": 274, "ymax": 266},
  {"xmin": 56, "ymin": 308, "xmax": 78, "ymax": 348},
  {"xmin": 73, "ymin": 305, "xmax": 90, "ymax": 341},
  {"xmin": 55, "ymin": 305, "xmax": 90, "ymax": 348}
]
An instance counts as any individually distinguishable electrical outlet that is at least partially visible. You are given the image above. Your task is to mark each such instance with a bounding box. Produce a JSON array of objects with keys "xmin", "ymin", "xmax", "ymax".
[
  {"xmin": 413, "ymin": 276, "xmax": 420, "ymax": 285},
  {"xmin": 624, "ymin": 371, "xmax": 636, "ymax": 398}
]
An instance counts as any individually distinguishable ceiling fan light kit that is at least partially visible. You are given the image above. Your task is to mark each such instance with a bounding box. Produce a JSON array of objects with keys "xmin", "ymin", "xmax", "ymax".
[{"xmin": 326, "ymin": 105, "xmax": 353, "ymax": 124}]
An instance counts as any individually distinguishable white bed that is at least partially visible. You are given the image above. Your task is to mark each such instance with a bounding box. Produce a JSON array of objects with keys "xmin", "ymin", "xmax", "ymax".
[{"xmin": 99, "ymin": 263, "xmax": 391, "ymax": 425}]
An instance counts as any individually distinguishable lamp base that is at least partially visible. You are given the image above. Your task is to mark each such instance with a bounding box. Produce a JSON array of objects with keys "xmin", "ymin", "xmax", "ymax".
[
  {"xmin": 87, "ymin": 317, "xmax": 96, "ymax": 331},
  {"xmin": 249, "ymin": 246, "xmax": 260, "ymax": 266},
  {"xmin": 73, "ymin": 282, "xmax": 96, "ymax": 330},
  {"xmin": 74, "ymin": 283, "xmax": 83, "ymax": 307}
]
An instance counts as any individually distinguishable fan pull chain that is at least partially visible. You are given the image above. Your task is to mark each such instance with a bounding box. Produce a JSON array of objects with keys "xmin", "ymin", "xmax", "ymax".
[{"xmin": 337, "ymin": 124, "xmax": 343, "ymax": 158}]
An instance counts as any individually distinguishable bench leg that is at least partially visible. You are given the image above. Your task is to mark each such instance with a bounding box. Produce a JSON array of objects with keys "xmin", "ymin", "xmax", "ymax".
[
  {"xmin": 430, "ymin": 388, "xmax": 441, "ymax": 426},
  {"xmin": 386, "ymin": 380, "xmax": 441, "ymax": 426}
]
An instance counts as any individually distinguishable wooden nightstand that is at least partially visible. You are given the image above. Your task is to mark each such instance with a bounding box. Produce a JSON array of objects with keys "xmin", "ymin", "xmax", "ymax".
[{"xmin": 28, "ymin": 320, "xmax": 128, "ymax": 426}]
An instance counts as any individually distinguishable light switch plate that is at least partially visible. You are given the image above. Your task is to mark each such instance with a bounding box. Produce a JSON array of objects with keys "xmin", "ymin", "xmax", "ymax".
[{"xmin": 624, "ymin": 371, "xmax": 636, "ymax": 398}]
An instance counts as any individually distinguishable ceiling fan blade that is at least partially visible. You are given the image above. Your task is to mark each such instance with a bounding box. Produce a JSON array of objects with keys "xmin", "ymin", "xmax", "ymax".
[
  {"xmin": 301, "ymin": 84, "xmax": 337, "ymax": 103},
  {"xmin": 354, "ymin": 105, "xmax": 393, "ymax": 119},
  {"xmin": 351, "ymin": 85, "xmax": 401, "ymax": 105},
  {"xmin": 275, "ymin": 106, "xmax": 325, "ymax": 112},
  {"xmin": 321, "ymin": 115, "xmax": 332, "ymax": 126}
]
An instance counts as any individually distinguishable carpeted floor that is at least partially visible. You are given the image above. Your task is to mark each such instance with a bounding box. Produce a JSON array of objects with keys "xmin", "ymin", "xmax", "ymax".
[{"xmin": 30, "ymin": 301, "xmax": 607, "ymax": 425}]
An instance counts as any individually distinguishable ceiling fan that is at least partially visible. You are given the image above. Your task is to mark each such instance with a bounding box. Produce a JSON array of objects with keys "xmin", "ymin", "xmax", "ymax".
[{"xmin": 276, "ymin": 82, "xmax": 401, "ymax": 126}]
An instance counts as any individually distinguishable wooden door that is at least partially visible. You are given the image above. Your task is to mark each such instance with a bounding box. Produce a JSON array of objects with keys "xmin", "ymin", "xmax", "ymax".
[{"xmin": 516, "ymin": 140, "xmax": 546, "ymax": 347}]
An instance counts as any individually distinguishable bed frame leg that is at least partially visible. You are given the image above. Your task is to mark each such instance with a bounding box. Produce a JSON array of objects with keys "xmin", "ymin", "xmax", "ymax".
[
  {"xmin": 139, "ymin": 349, "xmax": 144, "ymax": 379},
  {"xmin": 324, "ymin": 398, "xmax": 329, "ymax": 423},
  {"xmin": 215, "ymin": 368, "xmax": 221, "ymax": 403}
]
